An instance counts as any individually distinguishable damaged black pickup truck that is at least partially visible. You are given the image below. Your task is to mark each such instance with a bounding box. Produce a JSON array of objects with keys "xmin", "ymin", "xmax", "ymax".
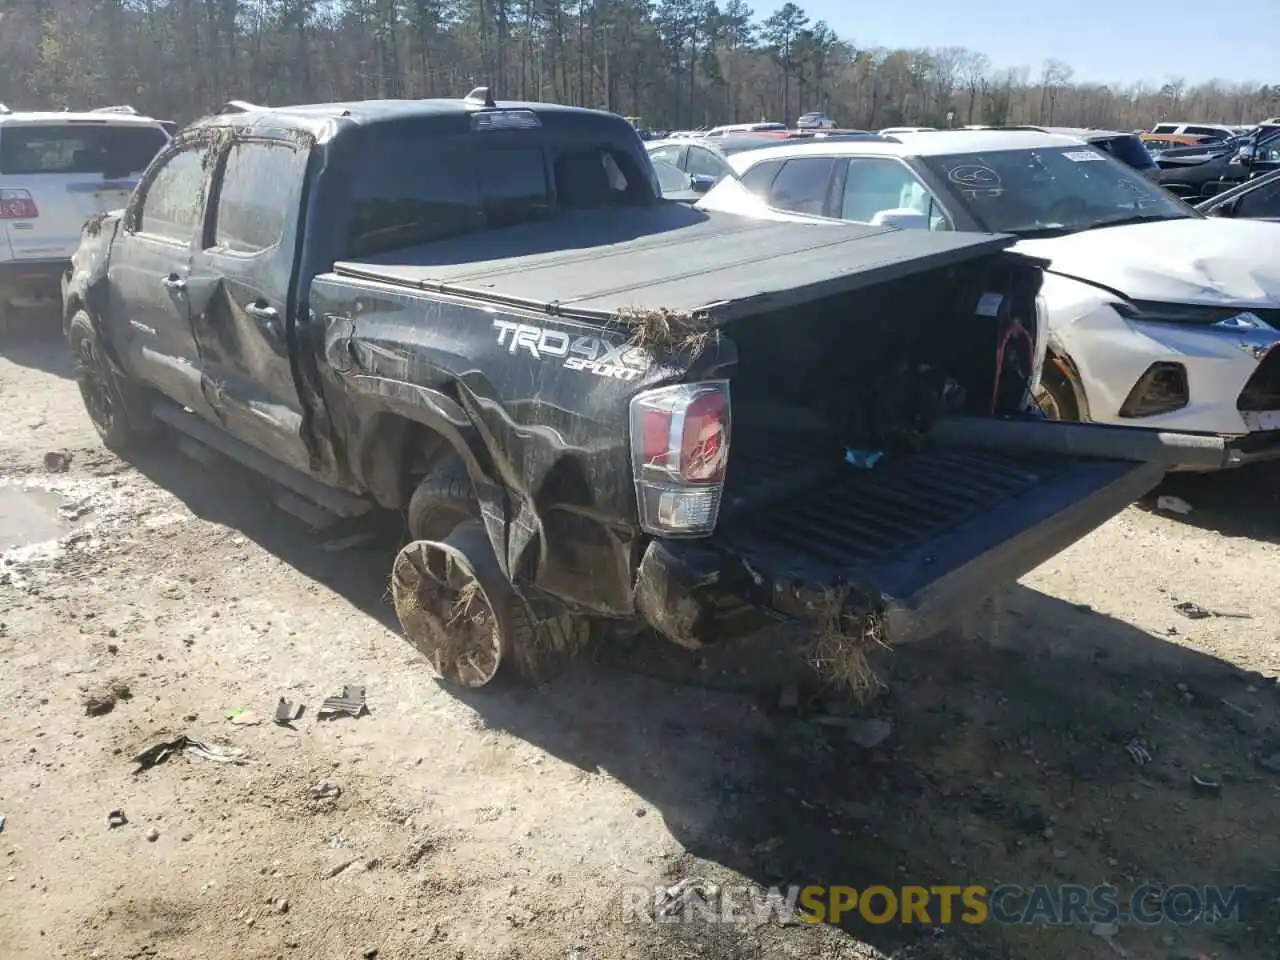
[{"xmin": 64, "ymin": 92, "xmax": 1212, "ymax": 688}]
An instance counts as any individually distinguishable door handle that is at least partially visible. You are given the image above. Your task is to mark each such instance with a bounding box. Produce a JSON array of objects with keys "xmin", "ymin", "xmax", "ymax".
[
  {"xmin": 244, "ymin": 302, "xmax": 280, "ymax": 336},
  {"xmin": 160, "ymin": 273, "xmax": 186, "ymax": 291}
]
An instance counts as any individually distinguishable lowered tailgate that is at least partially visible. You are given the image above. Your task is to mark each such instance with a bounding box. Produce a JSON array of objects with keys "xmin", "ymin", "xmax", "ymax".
[{"xmin": 635, "ymin": 419, "xmax": 1172, "ymax": 648}]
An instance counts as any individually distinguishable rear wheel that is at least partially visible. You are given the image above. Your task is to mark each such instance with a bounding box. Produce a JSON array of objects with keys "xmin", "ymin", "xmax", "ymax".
[
  {"xmin": 68, "ymin": 310, "xmax": 154, "ymax": 452},
  {"xmin": 397, "ymin": 463, "xmax": 590, "ymax": 688},
  {"xmin": 407, "ymin": 456, "xmax": 479, "ymax": 541}
]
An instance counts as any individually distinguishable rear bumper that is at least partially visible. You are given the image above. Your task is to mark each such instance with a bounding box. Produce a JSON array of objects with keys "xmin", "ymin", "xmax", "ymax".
[{"xmin": 0, "ymin": 259, "xmax": 69, "ymax": 301}]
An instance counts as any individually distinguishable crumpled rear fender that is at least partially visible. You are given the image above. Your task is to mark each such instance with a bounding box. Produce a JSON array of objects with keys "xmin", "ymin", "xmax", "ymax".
[{"xmin": 62, "ymin": 213, "xmax": 122, "ymax": 350}]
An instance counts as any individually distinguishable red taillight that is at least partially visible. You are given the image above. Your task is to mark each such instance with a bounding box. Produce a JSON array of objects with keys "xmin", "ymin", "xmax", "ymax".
[
  {"xmin": 629, "ymin": 381, "xmax": 731, "ymax": 536},
  {"xmin": 680, "ymin": 392, "xmax": 728, "ymax": 483},
  {"xmin": 0, "ymin": 189, "xmax": 38, "ymax": 219}
]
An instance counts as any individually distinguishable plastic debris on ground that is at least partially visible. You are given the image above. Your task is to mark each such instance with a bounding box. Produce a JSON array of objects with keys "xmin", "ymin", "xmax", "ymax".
[
  {"xmin": 227, "ymin": 709, "xmax": 262, "ymax": 726},
  {"xmin": 105, "ymin": 809, "xmax": 128, "ymax": 828},
  {"xmin": 1124, "ymin": 737, "xmax": 1151, "ymax": 766},
  {"xmin": 844, "ymin": 448, "xmax": 884, "ymax": 470},
  {"xmin": 1173, "ymin": 600, "xmax": 1252, "ymax": 620},
  {"xmin": 318, "ymin": 684, "xmax": 368, "ymax": 720},
  {"xmin": 1155, "ymin": 494, "xmax": 1193, "ymax": 515},
  {"xmin": 132, "ymin": 735, "xmax": 248, "ymax": 773},
  {"xmin": 275, "ymin": 698, "xmax": 305, "ymax": 726}
]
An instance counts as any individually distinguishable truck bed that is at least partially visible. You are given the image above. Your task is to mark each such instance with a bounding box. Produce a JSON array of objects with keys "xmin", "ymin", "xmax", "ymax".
[{"xmin": 331, "ymin": 206, "xmax": 1016, "ymax": 324}]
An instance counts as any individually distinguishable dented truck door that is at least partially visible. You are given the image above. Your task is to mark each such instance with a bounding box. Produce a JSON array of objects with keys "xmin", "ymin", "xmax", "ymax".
[
  {"xmin": 186, "ymin": 135, "xmax": 314, "ymax": 474},
  {"xmin": 105, "ymin": 137, "xmax": 219, "ymax": 421}
]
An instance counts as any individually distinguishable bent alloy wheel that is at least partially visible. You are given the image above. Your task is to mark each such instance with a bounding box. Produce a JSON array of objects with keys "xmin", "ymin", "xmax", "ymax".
[{"xmin": 391, "ymin": 527, "xmax": 509, "ymax": 688}]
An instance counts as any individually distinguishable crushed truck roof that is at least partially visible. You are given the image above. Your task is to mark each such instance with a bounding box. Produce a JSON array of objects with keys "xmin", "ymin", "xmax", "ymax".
[{"xmin": 332, "ymin": 206, "xmax": 1018, "ymax": 324}]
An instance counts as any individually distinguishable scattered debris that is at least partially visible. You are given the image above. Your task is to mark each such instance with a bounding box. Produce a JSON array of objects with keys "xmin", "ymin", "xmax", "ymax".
[
  {"xmin": 844, "ymin": 447, "xmax": 884, "ymax": 469},
  {"xmin": 1190, "ymin": 773, "xmax": 1221, "ymax": 796},
  {"xmin": 1174, "ymin": 602, "xmax": 1211, "ymax": 620},
  {"xmin": 274, "ymin": 898, "xmax": 289, "ymax": 914},
  {"xmin": 1220, "ymin": 698, "xmax": 1255, "ymax": 720},
  {"xmin": 325, "ymin": 858, "xmax": 373, "ymax": 879},
  {"xmin": 105, "ymin": 809, "xmax": 128, "ymax": 829},
  {"xmin": 803, "ymin": 585, "xmax": 889, "ymax": 702},
  {"xmin": 655, "ymin": 877, "xmax": 719, "ymax": 919},
  {"xmin": 42, "ymin": 452, "xmax": 71, "ymax": 473},
  {"xmin": 132, "ymin": 735, "xmax": 247, "ymax": 773},
  {"xmin": 1173, "ymin": 601, "xmax": 1251, "ymax": 620},
  {"xmin": 1155, "ymin": 495, "xmax": 1193, "ymax": 515},
  {"xmin": 1090, "ymin": 921, "xmax": 1128, "ymax": 957},
  {"xmin": 274, "ymin": 698, "xmax": 304, "ymax": 726},
  {"xmin": 145, "ymin": 826, "xmax": 160, "ymax": 842},
  {"xmin": 1124, "ymin": 737, "xmax": 1152, "ymax": 766},
  {"xmin": 312, "ymin": 780, "xmax": 342, "ymax": 801},
  {"xmin": 846, "ymin": 717, "xmax": 894, "ymax": 749},
  {"xmin": 0, "ymin": 813, "xmax": 6, "ymax": 833},
  {"xmin": 81, "ymin": 678, "xmax": 132, "ymax": 716},
  {"xmin": 318, "ymin": 684, "xmax": 368, "ymax": 720},
  {"xmin": 616, "ymin": 305, "xmax": 714, "ymax": 358},
  {"xmin": 227, "ymin": 709, "xmax": 262, "ymax": 726}
]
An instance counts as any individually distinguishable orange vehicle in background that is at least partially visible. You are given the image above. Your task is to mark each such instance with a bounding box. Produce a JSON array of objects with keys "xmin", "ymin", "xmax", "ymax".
[{"xmin": 1140, "ymin": 132, "xmax": 1216, "ymax": 153}]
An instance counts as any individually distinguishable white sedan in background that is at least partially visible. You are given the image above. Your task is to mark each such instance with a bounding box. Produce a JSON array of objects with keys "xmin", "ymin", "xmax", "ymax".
[{"xmin": 697, "ymin": 129, "xmax": 1280, "ymax": 470}]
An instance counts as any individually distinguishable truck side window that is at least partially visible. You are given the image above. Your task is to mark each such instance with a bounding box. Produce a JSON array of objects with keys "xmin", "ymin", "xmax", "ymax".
[
  {"xmin": 213, "ymin": 141, "xmax": 304, "ymax": 253},
  {"xmin": 135, "ymin": 144, "xmax": 208, "ymax": 241}
]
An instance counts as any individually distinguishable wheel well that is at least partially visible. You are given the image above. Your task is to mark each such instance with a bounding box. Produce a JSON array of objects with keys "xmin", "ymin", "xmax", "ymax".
[
  {"xmin": 1043, "ymin": 347, "xmax": 1090, "ymax": 419},
  {"xmin": 358, "ymin": 412, "xmax": 455, "ymax": 510}
]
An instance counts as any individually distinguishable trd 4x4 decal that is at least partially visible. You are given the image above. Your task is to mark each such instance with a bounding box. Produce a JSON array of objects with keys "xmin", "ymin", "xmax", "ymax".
[{"xmin": 492, "ymin": 319, "xmax": 650, "ymax": 381}]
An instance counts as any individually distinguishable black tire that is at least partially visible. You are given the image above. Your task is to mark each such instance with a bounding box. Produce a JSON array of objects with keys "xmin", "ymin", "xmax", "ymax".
[
  {"xmin": 398, "ymin": 461, "xmax": 591, "ymax": 686},
  {"xmin": 407, "ymin": 456, "xmax": 480, "ymax": 541},
  {"xmin": 68, "ymin": 310, "xmax": 154, "ymax": 452},
  {"xmin": 1035, "ymin": 366, "xmax": 1081, "ymax": 422}
]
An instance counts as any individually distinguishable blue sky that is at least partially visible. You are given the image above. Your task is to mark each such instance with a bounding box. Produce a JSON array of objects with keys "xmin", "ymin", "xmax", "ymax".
[{"xmin": 794, "ymin": 0, "xmax": 1278, "ymax": 86}]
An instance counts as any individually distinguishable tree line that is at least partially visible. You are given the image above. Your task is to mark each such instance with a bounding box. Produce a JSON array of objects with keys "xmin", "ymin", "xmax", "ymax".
[{"xmin": 1, "ymin": 0, "xmax": 1277, "ymax": 132}]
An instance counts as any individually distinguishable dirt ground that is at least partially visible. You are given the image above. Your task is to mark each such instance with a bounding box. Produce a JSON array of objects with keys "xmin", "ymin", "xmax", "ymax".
[{"xmin": 2, "ymin": 321, "xmax": 1279, "ymax": 960}]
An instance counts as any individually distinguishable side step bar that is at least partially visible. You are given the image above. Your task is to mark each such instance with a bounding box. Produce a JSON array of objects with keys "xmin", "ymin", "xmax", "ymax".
[
  {"xmin": 151, "ymin": 400, "xmax": 372, "ymax": 518},
  {"xmin": 929, "ymin": 416, "xmax": 1232, "ymax": 471}
]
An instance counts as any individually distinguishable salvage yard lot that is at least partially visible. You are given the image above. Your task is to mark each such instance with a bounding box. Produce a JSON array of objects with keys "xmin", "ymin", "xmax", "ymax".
[{"xmin": 1, "ymin": 325, "xmax": 1279, "ymax": 960}]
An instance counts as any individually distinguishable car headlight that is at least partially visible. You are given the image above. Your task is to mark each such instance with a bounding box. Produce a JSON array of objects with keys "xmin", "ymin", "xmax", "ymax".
[{"xmin": 1110, "ymin": 299, "xmax": 1278, "ymax": 331}]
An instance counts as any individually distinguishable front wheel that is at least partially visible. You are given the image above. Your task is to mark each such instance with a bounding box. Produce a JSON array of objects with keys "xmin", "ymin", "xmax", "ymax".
[{"xmin": 68, "ymin": 310, "xmax": 154, "ymax": 452}]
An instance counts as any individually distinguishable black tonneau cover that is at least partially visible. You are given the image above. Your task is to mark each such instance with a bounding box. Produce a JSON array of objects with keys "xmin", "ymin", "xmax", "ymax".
[{"xmin": 332, "ymin": 206, "xmax": 1018, "ymax": 324}]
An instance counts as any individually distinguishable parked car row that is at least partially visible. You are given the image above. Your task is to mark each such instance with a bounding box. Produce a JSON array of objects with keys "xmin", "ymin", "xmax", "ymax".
[
  {"xmin": 44, "ymin": 90, "xmax": 1231, "ymax": 688},
  {"xmin": 0, "ymin": 104, "xmax": 172, "ymax": 323}
]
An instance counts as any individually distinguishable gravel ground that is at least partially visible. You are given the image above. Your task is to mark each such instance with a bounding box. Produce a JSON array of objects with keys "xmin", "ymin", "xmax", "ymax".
[{"xmin": 1, "ymin": 324, "xmax": 1278, "ymax": 960}]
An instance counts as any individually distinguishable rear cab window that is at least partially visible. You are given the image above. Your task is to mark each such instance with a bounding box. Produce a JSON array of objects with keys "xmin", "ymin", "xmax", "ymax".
[
  {"xmin": 342, "ymin": 113, "xmax": 654, "ymax": 259},
  {"xmin": 0, "ymin": 122, "xmax": 168, "ymax": 177}
]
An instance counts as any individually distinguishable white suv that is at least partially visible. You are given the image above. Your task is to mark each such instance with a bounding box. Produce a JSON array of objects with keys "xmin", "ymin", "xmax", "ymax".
[{"xmin": 0, "ymin": 104, "xmax": 170, "ymax": 320}]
